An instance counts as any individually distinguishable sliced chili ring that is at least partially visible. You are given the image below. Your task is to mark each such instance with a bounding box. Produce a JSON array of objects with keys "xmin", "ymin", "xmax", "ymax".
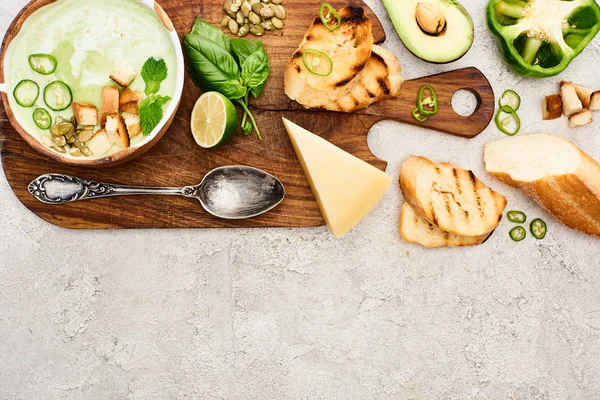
[
  {"xmin": 507, "ymin": 210, "xmax": 527, "ymax": 223},
  {"xmin": 510, "ymin": 226, "xmax": 526, "ymax": 242},
  {"xmin": 498, "ymin": 89, "xmax": 521, "ymax": 111},
  {"xmin": 33, "ymin": 108, "xmax": 52, "ymax": 130},
  {"xmin": 530, "ymin": 219, "xmax": 547, "ymax": 239},
  {"xmin": 302, "ymin": 49, "xmax": 333, "ymax": 76},
  {"xmin": 28, "ymin": 54, "xmax": 57, "ymax": 75},
  {"xmin": 13, "ymin": 79, "xmax": 40, "ymax": 107},
  {"xmin": 412, "ymin": 107, "xmax": 428, "ymax": 122},
  {"xmin": 319, "ymin": 3, "xmax": 341, "ymax": 31},
  {"xmin": 495, "ymin": 105, "xmax": 520, "ymax": 136},
  {"xmin": 417, "ymin": 85, "xmax": 438, "ymax": 116}
]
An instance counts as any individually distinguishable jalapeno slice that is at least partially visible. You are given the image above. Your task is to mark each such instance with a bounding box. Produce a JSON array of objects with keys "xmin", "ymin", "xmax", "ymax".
[
  {"xmin": 28, "ymin": 54, "xmax": 57, "ymax": 75},
  {"xmin": 510, "ymin": 226, "xmax": 526, "ymax": 242},
  {"xmin": 33, "ymin": 108, "xmax": 52, "ymax": 130},
  {"xmin": 412, "ymin": 107, "xmax": 428, "ymax": 122},
  {"xmin": 495, "ymin": 105, "xmax": 521, "ymax": 136},
  {"xmin": 507, "ymin": 210, "xmax": 527, "ymax": 224},
  {"xmin": 44, "ymin": 81, "xmax": 72, "ymax": 111},
  {"xmin": 417, "ymin": 85, "xmax": 438, "ymax": 116},
  {"xmin": 319, "ymin": 3, "xmax": 341, "ymax": 31},
  {"xmin": 530, "ymin": 218, "xmax": 547, "ymax": 239},
  {"xmin": 13, "ymin": 79, "xmax": 40, "ymax": 108},
  {"xmin": 302, "ymin": 49, "xmax": 333, "ymax": 76},
  {"xmin": 498, "ymin": 89, "xmax": 521, "ymax": 111}
]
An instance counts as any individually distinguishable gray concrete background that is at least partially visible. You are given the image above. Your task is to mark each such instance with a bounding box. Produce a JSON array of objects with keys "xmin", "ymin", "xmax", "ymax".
[{"xmin": 1, "ymin": 0, "xmax": 600, "ymax": 398}]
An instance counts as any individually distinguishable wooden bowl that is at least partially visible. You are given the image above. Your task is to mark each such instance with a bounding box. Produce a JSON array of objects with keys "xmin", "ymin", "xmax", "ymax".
[{"xmin": 0, "ymin": 0, "xmax": 185, "ymax": 167}]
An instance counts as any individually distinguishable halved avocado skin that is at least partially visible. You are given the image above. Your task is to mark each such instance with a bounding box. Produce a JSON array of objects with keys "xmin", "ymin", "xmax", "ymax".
[{"xmin": 382, "ymin": 0, "xmax": 475, "ymax": 64}]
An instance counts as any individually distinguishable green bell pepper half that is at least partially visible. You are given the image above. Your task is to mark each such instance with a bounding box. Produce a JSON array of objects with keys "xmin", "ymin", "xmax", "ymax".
[{"xmin": 487, "ymin": 0, "xmax": 600, "ymax": 77}]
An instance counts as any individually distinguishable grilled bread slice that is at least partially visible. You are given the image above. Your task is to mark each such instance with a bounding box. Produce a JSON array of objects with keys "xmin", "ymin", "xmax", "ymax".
[
  {"xmin": 285, "ymin": 5, "xmax": 373, "ymax": 108},
  {"xmin": 324, "ymin": 45, "xmax": 403, "ymax": 112},
  {"xmin": 400, "ymin": 156, "xmax": 507, "ymax": 237},
  {"xmin": 484, "ymin": 134, "xmax": 600, "ymax": 237},
  {"xmin": 400, "ymin": 203, "xmax": 490, "ymax": 248}
]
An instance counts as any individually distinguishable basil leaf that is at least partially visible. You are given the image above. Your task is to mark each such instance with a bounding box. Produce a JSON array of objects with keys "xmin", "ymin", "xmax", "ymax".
[
  {"xmin": 231, "ymin": 38, "xmax": 264, "ymax": 65},
  {"xmin": 241, "ymin": 51, "xmax": 270, "ymax": 90},
  {"xmin": 184, "ymin": 35, "xmax": 240, "ymax": 93},
  {"xmin": 220, "ymin": 80, "xmax": 247, "ymax": 100},
  {"xmin": 242, "ymin": 119, "xmax": 253, "ymax": 135},
  {"xmin": 190, "ymin": 18, "xmax": 232, "ymax": 53},
  {"xmin": 250, "ymin": 82, "xmax": 265, "ymax": 98}
]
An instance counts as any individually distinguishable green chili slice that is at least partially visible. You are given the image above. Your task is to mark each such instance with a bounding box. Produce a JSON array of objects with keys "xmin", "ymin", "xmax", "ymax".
[
  {"xmin": 33, "ymin": 108, "xmax": 51, "ymax": 130},
  {"xmin": 412, "ymin": 107, "xmax": 428, "ymax": 122},
  {"xmin": 417, "ymin": 85, "xmax": 438, "ymax": 116},
  {"xmin": 510, "ymin": 226, "xmax": 526, "ymax": 242},
  {"xmin": 13, "ymin": 79, "xmax": 40, "ymax": 107},
  {"xmin": 319, "ymin": 3, "xmax": 341, "ymax": 31},
  {"xmin": 495, "ymin": 105, "xmax": 520, "ymax": 136},
  {"xmin": 530, "ymin": 219, "xmax": 547, "ymax": 239},
  {"xmin": 507, "ymin": 210, "xmax": 527, "ymax": 224},
  {"xmin": 28, "ymin": 54, "xmax": 57, "ymax": 75},
  {"xmin": 302, "ymin": 49, "xmax": 333, "ymax": 76},
  {"xmin": 498, "ymin": 89, "xmax": 521, "ymax": 111}
]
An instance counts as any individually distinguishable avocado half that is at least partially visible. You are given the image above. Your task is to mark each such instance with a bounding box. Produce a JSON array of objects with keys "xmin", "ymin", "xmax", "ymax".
[{"xmin": 382, "ymin": 0, "xmax": 474, "ymax": 63}]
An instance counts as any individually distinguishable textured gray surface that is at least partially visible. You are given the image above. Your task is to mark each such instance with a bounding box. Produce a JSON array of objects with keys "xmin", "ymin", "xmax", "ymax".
[{"xmin": 1, "ymin": 0, "xmax": 600, "ymax": 399}]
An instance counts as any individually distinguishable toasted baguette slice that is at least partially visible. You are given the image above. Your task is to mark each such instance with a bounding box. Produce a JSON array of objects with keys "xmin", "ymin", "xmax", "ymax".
[
  {"xmin": 123, "ymin": 112, "xmax": 142, "ymax": 138},
  {"xmin": 561, "ymin": 82, "xmax": 584, "ymax": 117},
  {"xmin": 400, "ymin": 156, "xmax": 507, "ymax": 237},
  {"xmin": 484, "ymin": 134, "xmax": 600, "ymax": 237},
  {"xmin": 110, "ymin": 64, "xmax": 137, "ymax": 87},
  {"xmin": 543, "ymin": 94, "xmax": 562, "ymax": 120},
  {"xmin": 87, "ymin": 129, "xmax": 112, "ymax": 156},
  {"xmin": 400, "ymin": 203, "xmax": 490, "ymax": 248},
  {"xmin": 71, "ymin": 102, "xmax": 98, "ymax": 126},
  {"xmin": 285, "ymin": 5, "xmax": 373, "ymax": 108},
  {"xmin": 100, "ymin": 86, "xmax": 120, "ymax": 126},
  {"xmin": 105, "ymin": 114, "xmax": 130, "ymax": 148},
  {"xmin": 569, "ymin": 109, "xmax": 593, "ymax": 128},
  {"xmin": 590, "ymin": 91, "xmax": 600, "ymax": 111},
  {"xmin": 324, "ymin": 45, "xmax": 403, "ymax": 112}
]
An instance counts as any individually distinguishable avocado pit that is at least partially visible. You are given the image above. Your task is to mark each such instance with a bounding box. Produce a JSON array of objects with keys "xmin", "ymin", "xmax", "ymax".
[{"xmin": 416, "ymin": 1, "xmax": 446, "ymax": 36}]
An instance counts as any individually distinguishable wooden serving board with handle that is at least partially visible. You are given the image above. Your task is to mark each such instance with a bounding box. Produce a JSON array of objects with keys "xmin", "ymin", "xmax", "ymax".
[{"xmin": 0, "ymin": 0, "xmax": 494, "ymax": 229}]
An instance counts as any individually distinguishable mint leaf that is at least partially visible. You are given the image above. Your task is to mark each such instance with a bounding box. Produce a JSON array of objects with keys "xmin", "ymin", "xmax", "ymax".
[
  {"xmin": 141, "ymin": 57, "xmax": 168, "ymax": 95},
  {"xmin": 139, "ymin": 95, "xmax": 171, "ymax": 136}
]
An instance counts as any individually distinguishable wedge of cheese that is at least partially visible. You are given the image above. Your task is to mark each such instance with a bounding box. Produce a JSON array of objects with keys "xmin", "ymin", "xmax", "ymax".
[{"xmin": 283, "ymin": 118, "xmax": 392, "ymax": 237}]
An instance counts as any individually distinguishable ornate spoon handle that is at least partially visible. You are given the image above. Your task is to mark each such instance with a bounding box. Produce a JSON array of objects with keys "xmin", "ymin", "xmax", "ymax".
[{"xmin": 28, "ymin": 174, "xmax": 190, "ymax": 205}]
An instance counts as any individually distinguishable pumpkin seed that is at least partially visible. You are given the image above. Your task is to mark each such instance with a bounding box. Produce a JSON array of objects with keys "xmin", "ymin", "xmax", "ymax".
[
  {"xmin": 261, "ymin": 20, "xmax": 275, "ymax": 30},
  {"xmin": 69, "ymin": 147, "xmax": 82, "ymax": 157},
  {"xmin": 238, "ymin": 24, "xmax": 250, "ymax": 36},
  {"xmin": 259, "ymin": 6, "xmax": 274, "ymax": 17},
  {"xmin": 40, "ymin": 135, "xmax": 53, "ymax": 147},
  {"xmin": 228, "ymin": 19, "xmax": 239, "ymax": 34},
  {"xmin": 241, "ymin": 1, "xmax": 252, "ymax": 16},
  {"xmin": 250, "ymin": 25, "xmax": 265, "ymax": 36},
  {"xmin": 248, "ymin": 11, "xmax": 261, "ymax": 24},
  {"xmin": 230, "ymin": 2, "xmax": 240, "ymax": 12},
  {"xmin": 277, "ymin": 5, "xmax": 286, "ymax": 19},
  {"xmin": 261, "ymin": 0, "xmax": 270, "ymax": 3},
  {"xmin": 50, "ymin": 124, "xmax": 62, "ymax": 137},
  {"xmin": 53, "ymin": 136, "xmax": 66, "ymax": 147},
  {"xmin": 271, "ymin": 16, "xmax": 283, "ymax": 29},
  {"xmin": 54, "ymin": 145, "xmax": 67, "ymax": 153},
  {"xmin": 251, "ymin": 2, "xmax": 263, "ymax": 13},
  {"xmin": 221, "ymin": 15, "xmax": 232, "ymax": 27},
  {"xmin": 66, "ymin": 135, "xmax": 75, "ymax": 144},
  {"xmin": 81, "ymin": 147, "xmax": 92, "ymax": 157},
  {"xmin": 235, "ymin": 11, "xmax": 244, "ymax": 24},
  {"xmin": 272, "ymin": 0, "xmax": 283, "ymax": 4},
  {"xmin": 78, "ymin": 129, "xmax": 95, "ymax": 142}
]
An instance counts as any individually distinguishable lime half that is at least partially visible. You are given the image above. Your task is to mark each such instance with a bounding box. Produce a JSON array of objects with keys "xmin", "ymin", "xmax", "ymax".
[{"xmin": 191, "ymin": 92, "xmax": 237, "ymax": 149}]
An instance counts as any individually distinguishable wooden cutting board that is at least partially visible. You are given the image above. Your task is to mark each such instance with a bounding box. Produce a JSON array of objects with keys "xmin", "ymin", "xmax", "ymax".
[{"xmin": 0, "ymin": 0, "xmax": 494, "ymax": 229}]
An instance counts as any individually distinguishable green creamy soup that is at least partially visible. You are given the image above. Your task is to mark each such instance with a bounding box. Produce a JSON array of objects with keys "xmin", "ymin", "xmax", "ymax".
[{"xmin": 4, "ymin": 0, "xmax": 177, "ymax": 157}]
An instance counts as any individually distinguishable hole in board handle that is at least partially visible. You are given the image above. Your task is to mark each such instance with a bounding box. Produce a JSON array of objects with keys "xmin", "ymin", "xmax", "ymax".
[{"xmin": 452, "ymin": 89, "xmax": 481, "ymax": 117}]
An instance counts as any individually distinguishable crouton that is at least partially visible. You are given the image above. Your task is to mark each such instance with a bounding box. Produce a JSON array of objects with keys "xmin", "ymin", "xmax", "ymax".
[
  {"xmin": 71, "ymin": 102, "xmax": 98, "ymax": 126},
  {"xmin": 110, "ymin": 64, "xmax": 137, "ymax": 87},
  {"xmin": 123, "ymin": 112, "xmax": 142, "ymax": 138},
  {"xmin": 105, "ymin": 114, "xmax": 130, "ymax": 148},
  {"xmin": 542, "ymin": 94, "xmax": 563, "ymax": 120},
  {"xmin": 120, "ymin": 101, "xmax": 139, "ymax": 115},
  {"xmin": 568, "ymin": 109, "xmax": 593, "ymax": 128},
  {"xmin": 590, "ymin": 91, "xmax": 600, "ymax": 111},
  {"xmin": 570, "ymin": 82, "xmax": 593, "ymax": 109},
  {"xmin": 120, "ymin": 88, "xmax": 143, "ymax": 106},
  {"xmin": 561, "ymin": 82, "xmax": 584, "ymax": 117},
  {"xmin": 100, "ymin": 86, "xmax": 120, "ymax": 126},
  {"xmin": 87, "ymin": 129, "xmax": 112, "ymax": 156}
]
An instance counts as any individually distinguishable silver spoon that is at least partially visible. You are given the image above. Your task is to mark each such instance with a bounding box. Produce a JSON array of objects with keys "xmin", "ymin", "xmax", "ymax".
[{"xmin": 27, "ymin": 165, "xmax": 285, "ymax": 220}]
